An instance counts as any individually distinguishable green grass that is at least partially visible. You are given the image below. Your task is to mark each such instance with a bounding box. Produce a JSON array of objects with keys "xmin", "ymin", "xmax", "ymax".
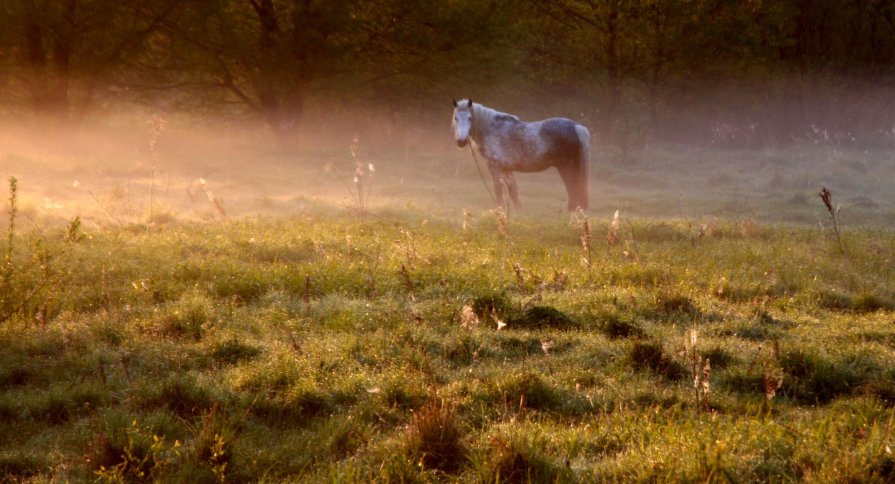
[
  {"xmin": 1, "ymin": 136, "xmax": 895, "ymax": 481},
  {"xmin": 1, "ymin": 203, "xmax": 894, "ymax": 482}
]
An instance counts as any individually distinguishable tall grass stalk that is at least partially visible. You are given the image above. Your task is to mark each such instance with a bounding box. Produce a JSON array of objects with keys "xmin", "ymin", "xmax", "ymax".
[
  {"xmin": 607, "ymin": 209, "xmax": 619, "ymax": 254},
  {"xmin": 199, "ymin": 178, "xmax": 227, "ymax": 219},
  {"xmin": 73, "ymin": 180, "xmax": 122, "ymax": 226},
  {"xmin": 350, "ymin": 136, "xmax": 374, "ymax": 213},
  {"xmin": 1, "ymin": 177, "xmax": 17, "ymax": 310},
  {"xmin": 575, "ymin": 208, "xmax": 593, "ymax": 280},
  {"xmin": 496, "ymin": 206, "xmax": 509, "ymax": 238},
  {"xmin": 147, "ymin": 114, "xmax": 165, "ymax": 224},
  {"xmin": 819, "ymin": 187, "xmax": 843, "ymax": 250}
]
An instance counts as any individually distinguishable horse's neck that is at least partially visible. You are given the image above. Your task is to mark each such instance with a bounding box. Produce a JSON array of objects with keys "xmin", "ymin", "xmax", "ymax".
[{"xmin": 471, "ymin": 105, "xmax": 502, "ymax": 144}]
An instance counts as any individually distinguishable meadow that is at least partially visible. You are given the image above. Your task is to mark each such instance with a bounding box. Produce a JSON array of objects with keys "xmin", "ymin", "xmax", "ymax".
[{"xmin": 1, "ymin": 122, "xmax": 895, "ymax": 482}]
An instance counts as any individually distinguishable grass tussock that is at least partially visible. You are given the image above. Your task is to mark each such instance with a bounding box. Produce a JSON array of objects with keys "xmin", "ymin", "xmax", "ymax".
[
  {"xmin": 405, "ymin": 399, "xmax": 467, "ymax": 473},
  {"xmin": 478, "ymin": 434, "xmax": 566, "ymax": 483}
]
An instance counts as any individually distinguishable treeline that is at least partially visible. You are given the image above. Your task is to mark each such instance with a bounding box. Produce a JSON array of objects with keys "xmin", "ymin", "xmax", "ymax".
[{"xmin": 2, "ymin": 0, "xmax": 895, "ymax": 146}]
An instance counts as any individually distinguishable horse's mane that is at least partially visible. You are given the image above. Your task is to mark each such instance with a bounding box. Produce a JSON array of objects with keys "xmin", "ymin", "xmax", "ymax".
[{"xmin": 470, "ymin": 102, "xmax": 519, "ymax": 129}]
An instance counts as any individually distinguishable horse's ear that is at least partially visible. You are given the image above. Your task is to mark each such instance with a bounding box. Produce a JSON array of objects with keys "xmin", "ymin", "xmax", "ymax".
[
  {"xmin": 452, "ymin": 98, "xmax": 457, "ymax": 107},
  {"xmin": 467, "ymin": 99, "xmax": 473, "ymax": 108}
]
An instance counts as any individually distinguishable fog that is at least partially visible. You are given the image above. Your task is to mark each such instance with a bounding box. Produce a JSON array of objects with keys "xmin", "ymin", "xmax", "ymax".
[
  {"xmin": 3, "ymin": 1, "xmax": 895, "ymax": 231},
  {"xmin": 2, "ymin": 91, "xmax": 894, "ymax": 233}
]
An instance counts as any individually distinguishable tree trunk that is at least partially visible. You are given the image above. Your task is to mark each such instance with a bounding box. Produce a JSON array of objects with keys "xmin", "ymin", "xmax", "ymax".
[
  {"xmin": 603, "ymin": 1, "xmax": 621, "ymax": 128},
  {"xmin": 264, "ymin": 86, "xmax": 305, "ymax": 147}
]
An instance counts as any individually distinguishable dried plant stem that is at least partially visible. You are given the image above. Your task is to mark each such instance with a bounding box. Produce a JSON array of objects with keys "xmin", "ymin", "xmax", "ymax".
[
  {"xmin": 1, "ymin": 177, "xmax": 17, "ymax": 312},
  {"xmin": 149, "ymin": 168, "xmax": 156, "ymax": 222},
  {"xmin": 462, "ymin": 209, "xmax": 470, "ymax": 248},
  {"xmin": 498, "ymin": 205, "xmax": 509, "ymax": 238},
  {"xmin": 607, "ymin": 209, "xmax": 619, "ymax": 255},
  {"xmin": 398, "ymin": 264, "xmax": 414, "ymax": 295},
  {"xmin": 818, "ymin": 187, "xmax": 843, "ymax": 250},
  {"xmin": 75, "ymin": 181, "xmax": 121, "ymax": 226},
  {"xmin": 147, "ymin": 115, "xmax": 165, "ymax": 223},
  {"xmin": 575, "ymin": 208, "xmax": 593, "ymax": 280},
  {"xmin": 303, "ymin": 275, "xmax": 312, "ymax": 315},
  {"xmin": 3, "ymin": 177, "xmax": 16, "ymax": 286},
  {"xmin": 200, "ymin": 178, "xmax": 227, "ymax": 219},
  {"xmin": 350, "ymin": 136, "xmax": 374, "ymax": 214}
]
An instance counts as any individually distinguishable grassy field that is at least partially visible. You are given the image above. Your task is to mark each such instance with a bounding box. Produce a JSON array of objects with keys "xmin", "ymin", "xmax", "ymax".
[{"xmin": 2, "ymin": 126, "xmax": 895, "ymax": 481}]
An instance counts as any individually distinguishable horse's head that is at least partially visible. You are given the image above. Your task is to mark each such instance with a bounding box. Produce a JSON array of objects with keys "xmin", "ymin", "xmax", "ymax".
[{"xmin": 452, "ymin": 98, "xmax": 473, "ymax": 147}]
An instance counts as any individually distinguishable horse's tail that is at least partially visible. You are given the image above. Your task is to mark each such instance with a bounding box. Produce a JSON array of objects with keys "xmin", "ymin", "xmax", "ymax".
[{"xmin": 574, "ymin": 124, "xmax": 591, "ymax": 210}]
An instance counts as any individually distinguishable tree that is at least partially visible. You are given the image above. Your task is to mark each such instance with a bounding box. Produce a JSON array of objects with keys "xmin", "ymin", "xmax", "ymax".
[
  {"xmin": 0, "ymin": 0, "xmax": 180, "ymax": 121},
  {"xmin": 141, "ymin": 0, "xmax": 501, "ymax": 141}
]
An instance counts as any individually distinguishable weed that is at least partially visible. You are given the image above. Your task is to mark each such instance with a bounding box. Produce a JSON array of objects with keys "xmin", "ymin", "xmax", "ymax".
[
  {"xmin": 397, "ymin": 263, "xmax": 414, "ymax": 295},
  {"xmin": 607, "ymin": 209, "xmax": 620, "ymax": 254},
  {"xmin": 462, "ymin": 208, "xmax": 471, "ymax": 247},
  {"xmin": 147, "ymin": 114, "xmax": 166, "ymax": 223},
  {"xmin": 493, "ymin": 206, "xmax": 509, "ymax": 238},
  {"xmin": 90, "ymin": 417, "xmax": 182, "ymax": 481},
  {"xmin": 191, "ymin": 404, "xmax": 234, "ymax": 482},
  {"xmin": 199, "ymin": 178, "xmax": 227, "ymax": 219},
  {"xmin": 351, "ymin": 136, "xmax": 374, "ymax": 213},
  {"xmin": 684, "ymin": 329, "xmax": 711, "ymax": 410},
  {"xmin": 73, "ymin": 179, "xmax": 122, "ymax": 226},
  {"xmin": 574, "ymin": 208, "xmax": 593, "ymax": 278},
  {"xmin": 2, "ymin": 177, "xmax": 15, "ymax": 301},
  {"xmin": 818, "ymin": 187, "xmax": 843, "ymax": 250},
  {"xmin": 1, "ymin": 180, "xmax": 84, "ymax": 325}
]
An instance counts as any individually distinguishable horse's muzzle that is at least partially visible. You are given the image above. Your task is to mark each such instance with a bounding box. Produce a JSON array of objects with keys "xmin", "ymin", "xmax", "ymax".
[{"xmin": 456, "ymin": 138, "xmax": 468, "ymax": 148}]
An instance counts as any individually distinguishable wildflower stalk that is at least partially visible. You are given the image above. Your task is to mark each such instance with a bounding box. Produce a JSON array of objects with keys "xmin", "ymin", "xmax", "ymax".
[
  {"xmin": 818, "ymin": 187, "xmax": 843, "ymax": 250},
  {"xmin": 607, "ymin": 209, "xmax": 619, "ymax": 254},
  {"xmin": 147, "ymin": 115, "xmax": 165, "ymax": 223},
  {"xmin": 199, "ymin": 178, "xmax": 227, "ymax": 219},
  {"xmin": 495, "ymin": 206, "xmax": 508, "ymax": 238},
  {"xmin": 575, "ymin": 208, "xmax": 592, "ymax": 280},
  {"xmin": 2, "ymin": 177, "xmax": 17, "ymax": 309},
  {"xmin": 685, "ymin": 329, "xmax": 711, "ymax": 410},
  {"xmin": 350, "ymin": 136, "xmax": 374, "ymax": 213}
]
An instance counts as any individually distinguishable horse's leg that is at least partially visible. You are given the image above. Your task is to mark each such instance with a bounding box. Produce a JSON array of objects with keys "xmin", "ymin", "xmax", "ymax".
[
  {"xmin": 556, "ymin": 162, "xmax": 586, "ymax": 211},
  {"xmin": 505, "ymin": 172, "xmax": 522, "ymax": 210},
  {"xmin": 489, "ymin": 165, "xmax": 505, "ymax": 208}
]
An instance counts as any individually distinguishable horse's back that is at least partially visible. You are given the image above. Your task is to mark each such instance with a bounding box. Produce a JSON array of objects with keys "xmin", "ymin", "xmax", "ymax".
[{"xmin": 537, "ymin": 118, "xmax": 584, "ymax": 160}]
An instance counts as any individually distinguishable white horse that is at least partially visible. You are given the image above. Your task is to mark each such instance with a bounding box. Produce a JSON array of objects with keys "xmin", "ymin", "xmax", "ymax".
[{"xmin": 452, "ymin": 98, "xmax": 590, "ymax": 210}]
